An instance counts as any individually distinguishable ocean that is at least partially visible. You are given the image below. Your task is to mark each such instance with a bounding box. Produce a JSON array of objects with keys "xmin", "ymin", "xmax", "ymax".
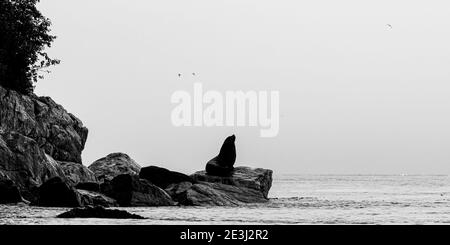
[{"xmin": 1, "ymin": 175, "xmax": 449, "ymax": 225}]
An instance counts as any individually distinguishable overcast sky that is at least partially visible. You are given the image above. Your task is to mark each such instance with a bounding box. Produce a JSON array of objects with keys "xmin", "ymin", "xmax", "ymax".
[{"xmin": 35, "ymin": 0, "xmax": 450, "ymax": 174}]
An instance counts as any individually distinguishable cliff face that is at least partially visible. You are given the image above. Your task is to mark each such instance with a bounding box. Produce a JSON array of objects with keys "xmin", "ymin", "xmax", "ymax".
[
  {"xmin": 0, "ymin": 86, "xmax": 88, "ymax": 201},
  {"xmin": 0, "ymin": 87, "xmax": 88, "ymax": 162}
]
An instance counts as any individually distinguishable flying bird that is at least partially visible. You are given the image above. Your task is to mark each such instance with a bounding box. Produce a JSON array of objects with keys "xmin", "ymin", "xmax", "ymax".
[
  {"xmin": 178, "ymin": 73, "xmax": 182, "ymax": 77},
  {"xmin": 192, "ymin": 73, "xmax": 196, "ymax": 76},
  {"xmin": 387, "ymin": 24, "xmax": 393, "ymax": 29}
]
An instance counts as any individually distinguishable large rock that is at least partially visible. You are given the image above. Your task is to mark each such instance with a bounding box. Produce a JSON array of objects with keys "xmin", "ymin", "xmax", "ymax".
[
  {"xmin": 166, "ymin": 167, "xmax": 273, "ymax": 206},
  {"xmin": 36, "ymin": 177, "xmax": 82, "ymax": 207},
  {"xmin": 36, "ymin": 177, "xmax": 118, "ymax": 208},
  {"xmin": 139, "ymin": 166, "xmax": 193, "ymax": 189},
  {"xmin": 88, "ymin": 153, "xmax": 141, "ymax": 183},
  {"xmin": 57, "ymin": 206, "xmax": 145, "ymax": 219},
  {"xmin": 101, "ymin": 174, "xmax": 175, "ymax": 207},
  {"xmin": 192, "ymin": 167, "xmax": 273, "ymax": 199},
  {"xmin": 0, "ymin": 131, "xmax": 67, "ymax": 201},
  {"xmin": 0, "ymin": 86, "xmax": 88, "ymax": 202},
  {"xmin": 59, "ymin": 161, "xmax": 97, "ymax": 186}
]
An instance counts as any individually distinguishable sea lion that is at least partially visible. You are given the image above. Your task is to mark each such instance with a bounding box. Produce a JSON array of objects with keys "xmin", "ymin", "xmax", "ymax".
[{"xmin": 205, "ymin": 135, "xmax": 236, "ymax": 176}]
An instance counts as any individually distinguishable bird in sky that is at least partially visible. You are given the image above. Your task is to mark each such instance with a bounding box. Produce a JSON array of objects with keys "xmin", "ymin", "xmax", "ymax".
[
  {"xmin": 178, "ymin": 73, "xmax": 182, "ymax": 78},
  {"xmin": 192, "ymin": 73, "xmax": 196, "ymax": 76},
  {"xmin": 387, "ymin": 24, "xmax": 393, "ymax": 29}
]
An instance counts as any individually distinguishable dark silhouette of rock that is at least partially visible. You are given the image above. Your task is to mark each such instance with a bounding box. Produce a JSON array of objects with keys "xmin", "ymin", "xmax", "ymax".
[
  {"xmin": 0, "ymin": 132, "xmax": 67, "ymax": 202},
  {"xmin": 0, "ymin": 178, "xmax": 23, "ymax": 204},
  {"xmin": 37, "ymin": 177, "xmax": 82, "ymax": 207},
  {"xmin": 59, "ymin": 161, "xmax": 97, "ymax": 186},
  {"xmin": 76, "ymin": 182, "xmax": 100, "ymax": 192},
  {"xmin": 57, "ymin": 206, "xmax": 145, "ymax": 219},
  {"xmin": 78, "ymin": 189, "xmax": 118, "ymax": 207},
  {"xmin": 166, "ymin": 167, "xmax": 273, "ymax": 206},
  {"xmin": 0, "ymin": 85, "xmax": 88, "ymax": 202},
  {"xmin": 101, "ymin": 174, "xmax": 176, "ymax": 207},
  {"xmin": 37, "ymin": 177, "xmax": 117, "ymax": 207},
  {"xmin": 205, "ymin": 135, "xmax": 236, "ymax": 176},
  {"xmin": 88, "ymin": 153, "xmax": 141, "ymax": 183},
  {"xmin": 192, "ymin": 167, "xmax": 273, "ymax": 199},
  {"xmin": 139, "ymin": 166, "xmax": 193, "ymax": 189}
]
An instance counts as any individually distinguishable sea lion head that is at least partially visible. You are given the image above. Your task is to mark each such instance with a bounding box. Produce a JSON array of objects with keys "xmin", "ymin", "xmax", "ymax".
[
  {"xmin": 224, "ymin": 135, "xmax": 236, "ymax": 144},
  {"xmin": 217, "ymin": 135, "xmax": 236, "ymax": 167}
]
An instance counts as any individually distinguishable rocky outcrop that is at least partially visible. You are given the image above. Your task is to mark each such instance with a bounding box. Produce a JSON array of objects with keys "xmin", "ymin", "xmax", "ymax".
[
  {"xmin": 0, "ymin": 84, "xmax": 274, "ymax": 208},
  {"xmin": 166, "ymin": 167, "xmax": 273, "ymax": 206},
  {"xmin": 0, "ymin": 86, "xmax": 88, "ymax": 202},
  {"xmin": 57, "ymin": 206, "xmax": 145, "ymax": 219},
  {"xmin": 59, "ymin": 161, "xmax": 97, "ymax": 186},
  {"xmin": 88, "ymin": 153, "xmax": 141, "ymax": 183},
  {"xmin": 0, "ymin": 86, "xmax": 88, "ymax": 163},
  {"xmin": 139, "ymin": 166, "xmax": 193, "ymax": 189},
  {"xmin": 35, "ymin": 166, "xmax": 272, "ymax": 207},
  {"xmin": 101, "ymin": 174, "xmax": 176, "ymax": 207}
]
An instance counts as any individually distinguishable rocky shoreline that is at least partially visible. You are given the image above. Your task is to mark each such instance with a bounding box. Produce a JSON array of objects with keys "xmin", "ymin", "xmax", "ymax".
[
  {"xmin": 2, "ymin": 151, "xmax": 273, "ymax": 209},
  {"xmin": 0, "ymin": 85, "xmax": 273, "ymax": 210},
  {"xmin": 32, "ymin": 153, "xmax": 273, "ymax": 208}
]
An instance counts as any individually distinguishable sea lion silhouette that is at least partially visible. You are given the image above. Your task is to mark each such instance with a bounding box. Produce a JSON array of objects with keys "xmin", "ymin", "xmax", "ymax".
[{"xmin": 205, "ymin": 135, "xmax": 236, "ymax": 176}]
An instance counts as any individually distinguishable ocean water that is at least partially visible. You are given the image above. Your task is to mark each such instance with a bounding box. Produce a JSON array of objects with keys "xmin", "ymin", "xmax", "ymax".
[{"xmin": 1, "ymin": 175, "xmax": 449, "ymax": 225}]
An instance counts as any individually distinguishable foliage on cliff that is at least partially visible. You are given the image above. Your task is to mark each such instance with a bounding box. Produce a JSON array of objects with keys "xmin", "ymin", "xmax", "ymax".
[{"xmin": 0, "ymin": 0, "xmax": 59, "ymax": 94}]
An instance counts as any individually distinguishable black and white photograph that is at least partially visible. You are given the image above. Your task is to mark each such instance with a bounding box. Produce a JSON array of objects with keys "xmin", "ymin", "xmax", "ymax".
[{"xmin": 0, "ymin": 0, "xmax": 449, "ymax": 241}]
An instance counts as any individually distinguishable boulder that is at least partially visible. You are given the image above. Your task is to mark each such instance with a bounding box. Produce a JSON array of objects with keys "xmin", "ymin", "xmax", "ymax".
[
  {"xmin": 0, "ymin": 132, "xmax": 67, "ymax": 202},
  {"xmin": 166, "ymin": 182, "xmax": 267, "ymax": 206},
  {"xmin": 192, "ymin": 167, "xmax": 273, "ymax": 199},
  {"xmin": 166, "ymin": 167, "xmax": 273, "ymax": 206},
  {"xmin": 36, "ymin": 177, "xmax": 82, "ymax": 207},
  {"xmin": 36, "ymin": 177, "xmax": 117, "ymax": 208},
  {"xmin": 0, "ymin": 178, "xmax": 23, "ymax": 204},
  {"xmin": 59, "ymin": 161, "xmax": 97, "ymax": 186},
  {"xmin": 88, "ymin": 153, "xmax": 141, "ymax": 183},
  {"xmin": 77, "ymin": 189, "xmax": 118, "ymax": 207},
  {"xmin": 57, "ymin": 206, "xmax": 145, "ymax": 219},
  {"xmin": 139, "ymin": 166, "xmax": 193, "ymax": 189},
  {"xmin": 101, "ymin": 174, "xmax": 176, "ymax": 207}
]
